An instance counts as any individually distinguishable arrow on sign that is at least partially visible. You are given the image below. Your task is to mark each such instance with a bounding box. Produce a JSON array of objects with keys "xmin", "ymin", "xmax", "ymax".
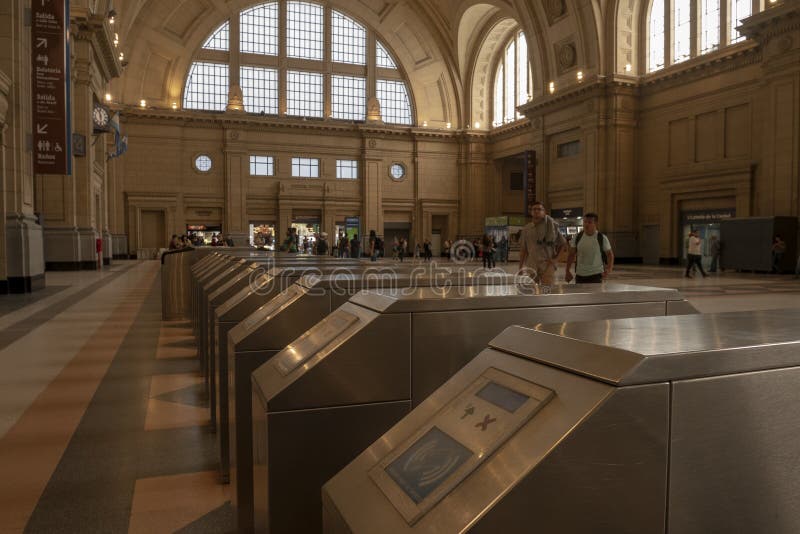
[
  {"xmin": 37, "ymin": 123, "xmax": 48, "ymax": 134},
  {"xmin": 36, "ymin": 37, "xmax": 48, "ymax": 49}
]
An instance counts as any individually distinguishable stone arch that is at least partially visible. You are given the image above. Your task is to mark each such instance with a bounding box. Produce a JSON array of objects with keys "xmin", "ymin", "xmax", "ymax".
[{"xmin": 117, "ymin": 0, "xmax": 461, "ymax": 128}]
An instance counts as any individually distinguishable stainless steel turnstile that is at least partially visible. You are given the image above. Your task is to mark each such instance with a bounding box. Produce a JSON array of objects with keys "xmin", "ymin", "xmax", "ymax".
[
  {"xmin": 249, "ymin": 284, "xmax": 697, "ymax": 533},
  {"xmin": 210, "ymin": 263, "xmax": 400, "ymax": 485},
  {"xmin": 226, "ymin": 271, "xmax": 521, "ymax": 532},
  {"xmin": 323, "ymin": 308, "xmax": 800, "ymax": 533}
]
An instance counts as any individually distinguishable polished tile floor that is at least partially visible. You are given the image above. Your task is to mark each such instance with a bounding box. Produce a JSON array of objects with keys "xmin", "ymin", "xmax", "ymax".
[{"xmin": 0, "ymin": 259, "xmax": 797, "ymax": 533}]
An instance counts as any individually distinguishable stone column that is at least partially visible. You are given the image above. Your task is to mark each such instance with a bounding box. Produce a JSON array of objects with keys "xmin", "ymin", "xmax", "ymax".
[
  {"xmin": 0, "ymin": 0, "xmax": 45, "ymax": 292},
  {"xmin": 740, "ymin": 3, "xmax": 800, "ymax": 216},
  {"xmin": 223, "ymin": 128, "xmax": 249, "ymax": 246},
  {"xmin": 457, "ymin": 133, "xmax": 489, "ymax": 237},
  {"xmin": 361, "ymin": 134, "xmax": 383, "ymax": 238}
]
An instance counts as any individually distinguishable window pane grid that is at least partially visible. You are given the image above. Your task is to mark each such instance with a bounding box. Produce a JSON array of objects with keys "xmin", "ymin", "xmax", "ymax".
[
  {"xmin": 730, "ymin": 0, "xmax": 752, "ymax": 44},
  {"xmin": 517, "ymin": 32, "xmax": 528, "ymax": 110},
  {"xmin": 286, "ymin": 70, "xmax": 323, "ymax": 117},
  {"xmin": 336, "ymin": 160, "xmax": 358, "ymax": 179},
  {"xmin": 376, "ymin": 80, "xmax": 412, "ymax": 125},
  {"xmin": 287, "ymin": 1, "xmax": 323, "ymax": 60},
  {"xmin": 250, "ymin": 155, "xmax": 275, "ymax": 176},
  {"xmin": 331, "ymin": 75, "xmax": 366, "ymax": 120},
  {"xmin": 673, "ymin": 0, "xmax": 691, "ymax": 64},
  {"xmin": 493, "ymin": 64, "xmax": 503, "ymax": 127},
  {"xmin": 241, "ymin": 66, "xmax": 279, "ymax": 114},
  {"xmin": 376, "ymin": 41, "xmax": 397, "ymax": 69},
  {"xmin": 504, "ymin": 41, "xmax": 515, "ymax": 122},
  {"xmin": 648, "ymin": 0, "xmax": 665, "ymax": 72},
  {"xmin": 332, "ymin": 11, "xmax": 366, "ymax": 65},
  {"xmin": 700, "ymin": 0, "xmax": 720, "ymax": 54},
  {"xmin": 203, "ymin": 21, "xmax": 229, "ymax": 51},
  {"xmin": 292, "ymin": 157, "xmax": 320, "ymax": 178},
  {"xmin": 184, "ymin": 62, "xmax": 229, "ymax": 111},
  {"xmin": 241, "ymin": 3, "xmax": 278, "ymax": 56}
]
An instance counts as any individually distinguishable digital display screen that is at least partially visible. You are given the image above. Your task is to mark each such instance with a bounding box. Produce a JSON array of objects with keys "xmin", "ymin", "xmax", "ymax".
[
  {"xmin": 475, "ymin": 381, "xmax": 529, "ymax": 413},
  {"xmin": 386, "ymin": 427, "xmax": 472, "ymax": 504}
]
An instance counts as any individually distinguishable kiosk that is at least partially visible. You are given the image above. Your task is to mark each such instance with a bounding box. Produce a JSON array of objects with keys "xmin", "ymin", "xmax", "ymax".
[
  {"xmin": 249, "ymin": 284, "xmax": 696, "ymax": 533},
  {"xmin": 323, "ymin": 309, "xmax": 800, "ymax": 533}
]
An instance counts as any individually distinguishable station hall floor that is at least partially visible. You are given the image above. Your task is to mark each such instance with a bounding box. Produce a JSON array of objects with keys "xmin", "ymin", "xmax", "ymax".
[{"xmin": 0, "ymin": 259, "xmax": 798, "ymax": 533}]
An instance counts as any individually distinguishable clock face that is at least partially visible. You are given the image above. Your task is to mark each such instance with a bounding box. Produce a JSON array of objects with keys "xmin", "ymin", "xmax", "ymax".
[
  {"xmin": 93, "ymin": 105, "xmax": 109, "ymax": 129},
  {"xmin": 390, "ymin": 163, "xmax": 406, "ymax": 180}
]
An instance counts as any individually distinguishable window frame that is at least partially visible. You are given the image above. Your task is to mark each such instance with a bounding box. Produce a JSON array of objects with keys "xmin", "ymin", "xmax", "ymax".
[
  {"xmin": 249, "ymin": 155, "xmax": 276, "ymax": 176},
  {"xmin": 491, "ymin": 30, "xmax": 531, "ymax": 129},
  {"xmin": 291, "ymin": 157, "xmax": 321, "ymax": 178}
]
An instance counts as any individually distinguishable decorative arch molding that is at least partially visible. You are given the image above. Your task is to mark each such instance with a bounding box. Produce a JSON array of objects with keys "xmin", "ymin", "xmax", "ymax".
[
  {"xmin": 117, "ymin": 0, "xmax": 462, "ymax": 128},
  {"xmin": 610, "ymin": 0, "xmax": 645, "ymax": 75}
]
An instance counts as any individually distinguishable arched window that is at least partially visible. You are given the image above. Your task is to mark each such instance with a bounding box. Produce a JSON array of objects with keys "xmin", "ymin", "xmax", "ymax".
[
  {"xmin": 646, "ymin": 0, "xmax": 759, "ymax": 73},
  {"xmin": 183, "ymin": 1, "xmax": 412, "ymax": 125},
  {"xmin": 492, "ymin": 31, "xmax": 530, "ymax": 128}
]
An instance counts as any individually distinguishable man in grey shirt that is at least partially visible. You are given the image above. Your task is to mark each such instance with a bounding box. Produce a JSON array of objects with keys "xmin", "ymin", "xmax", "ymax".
[{"xmin": 518, "ymin": 201, "xmax": 566, "ymax": 286}]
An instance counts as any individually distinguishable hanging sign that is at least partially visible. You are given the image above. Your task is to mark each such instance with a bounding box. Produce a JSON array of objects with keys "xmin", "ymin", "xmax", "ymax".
[{"xmin": 32, "ymin": 0, "xmax": 70, "ymax": 175}]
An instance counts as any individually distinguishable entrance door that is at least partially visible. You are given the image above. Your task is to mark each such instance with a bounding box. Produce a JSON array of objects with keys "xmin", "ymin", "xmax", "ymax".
[
  {"xmin": 641, "ymin": 225, "xmax": 660, "ymax": 265},
  {"xmin": 430, "ymin": 232, "xmax": 441, "ymax": 257},
  {"xmin": 141, "ymin": 210, "xmax": 165, "ymax": 249}
]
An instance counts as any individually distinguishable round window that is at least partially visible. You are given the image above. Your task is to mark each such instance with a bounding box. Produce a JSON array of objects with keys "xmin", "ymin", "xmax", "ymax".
[
  {"xmin": 195, "ymin": 154, "xmax": 212, "ymax": 172},
  {"xmin": 389, "ymin": 163, "xmax": 406, "ymax": 181}
]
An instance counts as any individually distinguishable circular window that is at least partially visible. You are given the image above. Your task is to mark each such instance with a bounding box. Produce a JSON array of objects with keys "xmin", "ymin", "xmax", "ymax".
[
  {"xmin": 389, "ymin": 163, "xmax": 406, "ymax": 181},
  {"xmin": 195, "ymin": 154, "xmax": 212, "ymax": 172}
]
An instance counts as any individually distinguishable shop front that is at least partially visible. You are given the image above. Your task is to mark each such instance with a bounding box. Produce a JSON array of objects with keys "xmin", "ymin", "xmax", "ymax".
[
  {"xmin": 334, "ymin": 217, "xmax": 361, "ymax": 253},
  {"xmin": 680, "ymin": 209, "xmax": 736, "ymax": 268},
  {"xmin": 551, "ymin": 207, "xmax": 584, "ymax": 243},
  {"xmin": 249, "ymin": 222, "xmax": 276, "ymax": 249},
  {"xmin": 186, "ymin": 224, "xmax": 223, "ymax": 245},
  {"xmin": 291, "ymin": 215, "xmax": 321, "ymax": 254}
]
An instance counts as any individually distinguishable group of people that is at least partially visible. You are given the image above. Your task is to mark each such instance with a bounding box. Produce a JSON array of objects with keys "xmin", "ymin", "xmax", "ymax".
[
  {"xmin": 168, "ymin": 233, "xmax": 229, "ymax": 249},
  {"xmin": 517, "ymin": 201, "xmax": 615, "ymax": 286}
]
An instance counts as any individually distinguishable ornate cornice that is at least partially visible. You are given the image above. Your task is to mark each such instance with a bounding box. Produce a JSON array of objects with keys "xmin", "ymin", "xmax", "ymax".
[
  {"xmin": 71, "ymin": 14, "xmax": 122, "ymax": 82},
  {"xmin": 739, "ymin": 1, "xmax": 800, "ymax": 42},
  {"xmin": 518, "ymin": 78, "xmax": 637, "ymax": 117}
]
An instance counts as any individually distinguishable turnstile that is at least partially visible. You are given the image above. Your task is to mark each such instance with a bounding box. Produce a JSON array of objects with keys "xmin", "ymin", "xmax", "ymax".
[
  {"xmin": 323, "ymin": 308, "xmax": 800, "ymax": 533},
  {"xmin": 210, "ymin": 264, "xmax": 402, "ymax": 485},
  {"xmin": 249, "ymin": 284, "xmax": 697, "ymax": 533},
  {"xmin": 226, "ymin": 271, "xmax": 521, "ymax": 532}
]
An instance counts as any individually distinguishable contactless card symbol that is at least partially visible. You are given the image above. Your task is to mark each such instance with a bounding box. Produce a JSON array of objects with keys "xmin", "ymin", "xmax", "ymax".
[{"xmin": 475, "ymin": 414, "xmax": 497, "ymax": 432}]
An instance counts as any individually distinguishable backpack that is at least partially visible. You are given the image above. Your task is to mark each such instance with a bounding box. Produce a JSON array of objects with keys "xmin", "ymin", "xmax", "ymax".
[{"xmin": 575, "ymin": 231, "xmax": 608, "ymax": 265}]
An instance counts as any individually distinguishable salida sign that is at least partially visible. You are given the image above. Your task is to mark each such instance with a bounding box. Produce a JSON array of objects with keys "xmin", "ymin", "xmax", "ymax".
[{"xmin": 32, "ymin": 0, "xmax": 70, "ymax": 175}]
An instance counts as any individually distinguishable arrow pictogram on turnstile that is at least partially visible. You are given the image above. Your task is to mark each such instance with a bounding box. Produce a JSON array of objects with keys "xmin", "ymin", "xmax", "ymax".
[
  {"xmin": 460, "ymin": 405, "xmax": 475, "ymax": 420},
  {"xmin": 475, "ymin": 415, "xmax": 497, "ymax": 431}
]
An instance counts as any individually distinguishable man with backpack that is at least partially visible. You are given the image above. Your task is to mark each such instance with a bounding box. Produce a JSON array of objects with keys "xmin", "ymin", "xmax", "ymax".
[{"xmin": 564, "ymin": 212, "xmax": 614, "ymax": 283}]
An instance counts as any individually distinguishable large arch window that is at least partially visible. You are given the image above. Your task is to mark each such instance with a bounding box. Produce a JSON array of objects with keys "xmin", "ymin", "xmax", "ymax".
[
  {"xmin": 184, "ymin": 1, "xmax": 412, "ymax": 125},
  {"xmin": 647, "ymin": 0, "xmax": 761, "ymax": 73},
  {"xmin": 492, "ymin": 31, "xmax": 531, "ymax": 128}
]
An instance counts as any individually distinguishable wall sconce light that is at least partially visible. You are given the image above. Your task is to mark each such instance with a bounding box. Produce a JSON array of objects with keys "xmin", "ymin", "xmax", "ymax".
[
  {"xmin": 114, "ymin": 33, "xmax": 119, "ymax": 47},
  {"xmin": 474, "ymin": 121, "xmax": 481, "ymax": 129},
  {"xmin": 576, "ymin": 71, "xmax": 583, "ymax": 82},
  {"xmin": 446, "ymin": 122, "xmax": 452, "ymax": 129},
  {"xmin": 422, "ymin": 121, "xmax": 427, "ymax": 127},
  {"xmin": 105, "ymin": 93, "xmax": 112, "ymax": 102},
  {"xmin": 119, "ymin": 52, "xmax": 124, "ymax": 61},
  {"xmin": 625, "ymin": 63, "xmax": 632, "ymax": 72},
  {"xmin": 108, "ymin": 9, "xmax": 116, "ymax": 25},
  {"xmin": 548, "ymin": 81, "xmax": 555, "ymax": 94},
  {"xmin": 171, "ymin": 102, "xmax": 178, "ymax": 110},
  {"xmin": 139, "ymin": 99, "xmax": 146, "ymax": 108}
]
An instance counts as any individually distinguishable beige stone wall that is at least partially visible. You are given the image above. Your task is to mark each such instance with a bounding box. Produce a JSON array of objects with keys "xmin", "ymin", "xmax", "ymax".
[{"xmin": 117, "ymin": 113, "xmax": 461, "ymax": 252}]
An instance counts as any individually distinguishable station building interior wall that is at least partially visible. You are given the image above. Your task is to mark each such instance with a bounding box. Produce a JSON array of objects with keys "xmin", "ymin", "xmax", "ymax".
[{"xmin": 1, "ymin": 0, "xmax": 798, "ymax": 290}]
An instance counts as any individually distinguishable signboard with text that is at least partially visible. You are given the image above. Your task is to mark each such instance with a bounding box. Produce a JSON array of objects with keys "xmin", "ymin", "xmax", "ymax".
[
  {"xmin": 32, "ymin": 0, "xmax": 70, "ymax": 175},
  {"xmin": 524, "ymin": 150, "xmax": 536, "ymax": 215}
]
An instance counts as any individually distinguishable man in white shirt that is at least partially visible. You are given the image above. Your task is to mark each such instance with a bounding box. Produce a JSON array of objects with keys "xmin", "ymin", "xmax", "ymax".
[
  {"xmin": 685, "ymin": 230, "xmax": 707, "ymax": 278},
  {"xmin": 565, "ymin": 213, "xmax": 614, "ymax": 283}
]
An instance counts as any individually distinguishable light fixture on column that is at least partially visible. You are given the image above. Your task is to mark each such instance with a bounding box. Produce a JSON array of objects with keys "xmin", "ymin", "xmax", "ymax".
[
  {"xmin": 422, "ymin": 120, "xmax": 427, "ymax": 127},
  {"xmin": 139, "ymin": 99, "xmax": 146, "ymax": 108},
  {"xmin": 108, "ymin": 9, "xmax": 116, "ymax": 25},
  {"xmin": 548, "ymin": 81, "xmax": 555, "ymax": 94},
  {"xmin": 474, "ymin": 121, "xmax": 481, "ymax": 129},
  {"xmin": 113, "ymin": 33, "xmax": 119, "ymax": 47},
  {"xmin": 446, "ymin": 122, "xmax": 452, "ymax": 129},
  {"xmin": 625, "ymin": 63, "xmax": 632, "ymax": 72},
  {"xmin": 172, "ymin": 102, "xmax": 178, "ymax": 110},
  {"xmin": 105, "ymin": 93, "xmax": 112, "ymax": 102},
  {"xmin": 576, "ymin": 71, "xmax": 583, "ymax": 82},
  {"xmin": 119, "ymin": 52, "xmax": 124, "ymax": 61}
]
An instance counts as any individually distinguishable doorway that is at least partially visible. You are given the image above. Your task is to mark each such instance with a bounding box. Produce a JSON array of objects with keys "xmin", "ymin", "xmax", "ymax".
[{"xmin": 141, "ymin": 210, "xmax": 165, "ymax": 249}]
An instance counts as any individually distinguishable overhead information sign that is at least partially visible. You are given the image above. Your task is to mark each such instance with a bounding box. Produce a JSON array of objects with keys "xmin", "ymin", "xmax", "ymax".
[{"xmin": 32, "ymin": 0, "xmax": 70, "ymax": 175}]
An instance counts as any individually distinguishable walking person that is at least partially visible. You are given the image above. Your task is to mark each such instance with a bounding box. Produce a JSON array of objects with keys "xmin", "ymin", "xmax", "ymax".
[
  {"xmin": 482, "ymin": 234, "xmax": 496, "ymax": 269},
  {"xmin": 685, "ymin": 230, "xmax": 707, "ymax": 278},
  {"xmin": 708, "ymin": 235, "xmax": 722, "ymax": 273},
  {"xmin": 518, "ymin": 201, "xmax": 567, "ymax": 286},
  {"xmin": 368, "ymin": 230, "xmax": 378, "ymax": 262},
  {"xmin": 350, "ymin": 234, "xmax": 360, "ymax": 259},
  {"xmin": 564, "ymin": 213, "xmax": 614, "ymax": 283},
  {"xmin": 423, "ymin": 239, "xmax": 432, "ymax": 262},
  {"xmin": 772, "ymin": 235, "xmax": 786, "ymax": 273}
]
